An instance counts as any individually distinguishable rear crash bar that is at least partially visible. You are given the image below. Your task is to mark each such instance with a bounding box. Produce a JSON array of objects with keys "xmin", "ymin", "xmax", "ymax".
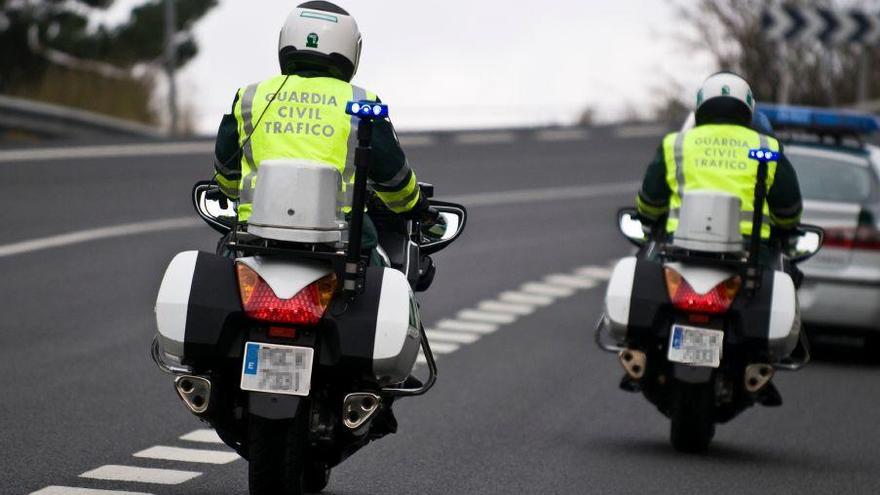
[
  {"xmin": 151, "ymin": 336, "xmax": 194, "ymax": 375},
  {"xmin": 381, "ymin": 324, "xmax": 437, "ymax": 397},
  {"xmin": 594, "ymin": 315, "xmax": 625, "ymax": 353}
]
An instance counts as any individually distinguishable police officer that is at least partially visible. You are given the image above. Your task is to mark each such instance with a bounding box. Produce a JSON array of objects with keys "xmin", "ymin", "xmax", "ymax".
[
  {"xmin": 212, "ymin": 1, "xmax": 442, "ymax": 260},
  {"xmin": 637, "ymin": 72, "xmax": 803, "ymax": 245}
]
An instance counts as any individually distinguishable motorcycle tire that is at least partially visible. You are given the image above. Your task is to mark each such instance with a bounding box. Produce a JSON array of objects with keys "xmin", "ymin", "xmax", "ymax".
[
  {"xmin": 247, "ymin": 408, "xmax": 309, "ymax": 495},
  {"xmin": 669, "ymin": 382, "xmax": 715, "ymax": 453},
  {"xmin": 303, "ymin": 463, "xmax": 331, "ymax": 493}
]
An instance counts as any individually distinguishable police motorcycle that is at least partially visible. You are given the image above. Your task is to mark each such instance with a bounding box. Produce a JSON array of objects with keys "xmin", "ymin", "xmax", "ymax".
[
  {"xmin": 595, "ymin": 148, "xmax": 823, "ymax": 452},
  {"xmin": 150, "ymin": 102, "xmax": 467, "ymax": 494}
]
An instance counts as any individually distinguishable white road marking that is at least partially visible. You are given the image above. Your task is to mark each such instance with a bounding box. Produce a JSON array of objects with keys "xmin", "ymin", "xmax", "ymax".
[
  {"xmin": 535, "ymin": 128, "xmax": 590, "ymax": 141},
  {"xmin": 398, "ymin": 135, "xmax": 437, "ymax": 147},
  {"xmin": 425, "ymin": 329, "xmax": 481, "ymax": 344},
  {"xmin": 436, "ymin": 319, "xmax": 499, "ymax": 334},
  {"xmin": 30, "ymin": 488, "xmax": 153, "ymax": 495},
  {"xmin": 428, "ymin": 341, "xmax": 461, "ymax": 354},
  {"xmin": 498, "ymin": 291, "xmax": 555, "ymax": 306},
  {"xmin": 0, "ymin": 217, "xmax": 201, "ymax": 258},
  {"xmin": 576, "ymin": 265, "xmax": 613, "ymax": 280},
  {"xmin": 416, "ymin": 354, "xmax": 429, "ymax": 365},
  {"xmin": 521, "ymin": 282, "xmax": 575, "ymax": 298},
  {"xmin": 457, "ymin": 309, "xmax": 518, "ymax": 324},
  {"xmin": 446, "ymin": 181, "xmax": 640, "ymax": 208},
  {"xmin": 453, "ymin": 132, "xmax": 517, "ymax": 145},
  {"xmin": 0, "ymin": 141, "xmax": 212, "ymax": 164},
  {"xmin": 80, "ymin": 465, "xmax": 201, "ymax": 485},
  {"xmin": 478, "ymin": 300, "xmax": 535, "ymax": 315},
  {"xmin": 613, "ymin": 124, "xmax": 668, "ymax": 139},
  {"xmin": 179, "ymin": 429, "xmax": 225, "ymax": 444},
  {"xmin": 132, "ymin": 446, "xmax": 239, "ymax": 465},
  {"xmin": 544, "ymin": 274, "xmax": 598, "ymax": 289}
]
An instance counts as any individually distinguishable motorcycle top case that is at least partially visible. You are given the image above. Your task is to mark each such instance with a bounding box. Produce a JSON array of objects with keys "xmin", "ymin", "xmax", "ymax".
[
  {"xmin": 155, "ymin": 251, "xmax": 421, "ymax": 383},
  {"xmin": 603, "ymin": 256, "xmax": 800, "ymax": 360}
]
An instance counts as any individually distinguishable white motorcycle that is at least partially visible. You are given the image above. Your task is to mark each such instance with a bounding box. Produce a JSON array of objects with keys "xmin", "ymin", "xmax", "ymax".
[
  {"xmin": 596, "ymin": 148, "xmax": 823, "ymax": 452},
  {"xmin": 151, "ymin": 102, "xmax": 466, "ymax": 494}
]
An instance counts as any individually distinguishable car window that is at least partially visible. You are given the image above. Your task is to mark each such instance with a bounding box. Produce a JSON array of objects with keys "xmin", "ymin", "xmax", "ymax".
[{"xmin": 787, "ymin": 148, "xmax": 875, "ymax": 203}]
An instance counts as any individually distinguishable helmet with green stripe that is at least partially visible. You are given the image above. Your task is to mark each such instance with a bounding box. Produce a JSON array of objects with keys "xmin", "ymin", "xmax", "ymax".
[
  {"xmin": 695, "ymin": 71, "xmax": 755, "ymax": 127},
  {"xmin": 278, "ymin": 1, "xmax": 362, "ymax": 81}
]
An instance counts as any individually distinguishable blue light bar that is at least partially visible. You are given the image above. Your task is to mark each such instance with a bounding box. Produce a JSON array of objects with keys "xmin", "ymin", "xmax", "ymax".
[
  {"xmin": 345, "ymin": 101, "xmax": 389, "ymax": 119},
  {"xmin": 758, "ymin": 104, "xmax": 880, "ymax": 135},
  {"xmin": 748, "ymin": 148, "xmax": 780, "ymax": 161}
]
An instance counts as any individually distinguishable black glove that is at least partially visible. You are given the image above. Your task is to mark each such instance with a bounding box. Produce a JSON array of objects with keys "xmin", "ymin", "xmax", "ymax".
[{"xmin": 420, "ymin": 208, "xmax": 447, "ymax": 240}]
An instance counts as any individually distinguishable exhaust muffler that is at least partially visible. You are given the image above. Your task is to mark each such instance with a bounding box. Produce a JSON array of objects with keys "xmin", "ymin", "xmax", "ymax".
[
  {"xmin": 744, "ymin": 364, "xmax": 774, "ymax": 393},
  {"xmin": 618, "ymin": 349, "xmax": 646, "ymax": 380},
  {"xmin": 175, "ymin": 375, "xmax": 212, "ymax": 415},
  {"xmin": 343, "ymin": 393, "xmax": 381, "ymax": 430}
]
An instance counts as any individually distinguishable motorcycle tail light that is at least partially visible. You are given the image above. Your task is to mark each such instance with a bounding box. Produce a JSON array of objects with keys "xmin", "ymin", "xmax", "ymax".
[
  {"xmin": 236, "ymin": 263, "xmax": 337, "ymax": 325},
  {"xmin": 665, "ymin": 267, "xmax": 741, "ymax": 315}
]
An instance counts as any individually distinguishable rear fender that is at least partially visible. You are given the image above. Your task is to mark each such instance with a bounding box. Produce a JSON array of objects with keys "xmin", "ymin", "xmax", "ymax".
[{"xmin": 237, "ymin": 256, "xmax": 333, "ymax": 298}]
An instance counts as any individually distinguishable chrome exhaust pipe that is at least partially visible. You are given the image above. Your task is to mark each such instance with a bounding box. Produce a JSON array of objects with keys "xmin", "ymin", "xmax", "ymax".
[
  {"xmin": 343, "ymin": 393, "xmax": 381, "ymax": 430},
  {"xmin": 744, "ymin": 364, "xmax": 774, "ymax": 393},
  {"xmin": 618, "ymin": 349, "xmax": 646, "ymax": 380},
  {"xmin": 175, "ymin": 375, "xmax": 211, "ymax": 415}
]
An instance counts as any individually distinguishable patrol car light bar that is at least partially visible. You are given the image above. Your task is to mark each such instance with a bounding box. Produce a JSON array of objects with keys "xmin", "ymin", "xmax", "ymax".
[
  {"xmin": 748, "ymin": 149, "xmax": 779, "ymax": 161},
  {"xmin": 758, "ymin": 104, "xmax": 880, "ymax": 136},
  {"xmin": 346, "ymin": 101, "xmax": 389, "ymax": 119}
]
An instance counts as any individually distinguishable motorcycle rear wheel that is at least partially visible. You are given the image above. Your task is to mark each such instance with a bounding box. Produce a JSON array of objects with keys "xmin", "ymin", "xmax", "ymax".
[
  {"xmin": 247, "ymin": 409, "xmax": 309, "ymax": 495},
  {"xmin": 669, "ymin": 382, "xmax": 715, "ymax": 453}
]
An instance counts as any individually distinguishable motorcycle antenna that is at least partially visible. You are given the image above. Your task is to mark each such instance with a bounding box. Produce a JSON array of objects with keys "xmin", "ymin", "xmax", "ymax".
[
  {"xmin": 745, "ymin": 147, "xmax": 778, "ymax": 294},
  {"xmin": 343, "ymin": 100, "xmax": 390, "ymax": 297}
]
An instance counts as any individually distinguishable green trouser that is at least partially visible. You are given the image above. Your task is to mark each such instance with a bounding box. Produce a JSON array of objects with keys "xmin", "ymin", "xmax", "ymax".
[{"xmin": 349, "ymin": 213, "xmax": 385, "ymax": 267}]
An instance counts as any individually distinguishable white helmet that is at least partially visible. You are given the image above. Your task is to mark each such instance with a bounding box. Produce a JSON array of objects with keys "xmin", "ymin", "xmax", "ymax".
[
  {"xmin": 695, "ymin": 72, "xmax": 755, "ymax": 125},
  {"xmin": 278, "ymin": 2, "xmax": 362, "ymax": 81}
]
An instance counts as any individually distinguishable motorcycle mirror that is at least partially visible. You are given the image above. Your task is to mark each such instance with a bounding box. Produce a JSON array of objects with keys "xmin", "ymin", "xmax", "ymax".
[
  {"xmin": 787, "ymin": 225, "xmax": 824, "ymax": 263},
  {"xmin": 192, "ymin": 181, "xmax": 237, "ymax": 235},
  {"xmin": 420, "ymin": 202, "xmax": 467, "ymax": 256},
  {"xmin": 618, "ymin": 208, "xmax": 647, "ymax": 247}
]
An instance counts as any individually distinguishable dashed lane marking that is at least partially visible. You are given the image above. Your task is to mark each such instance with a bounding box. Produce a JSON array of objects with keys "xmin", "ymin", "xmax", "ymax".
[
  {"xmin": 425, "ymin": 329, "xmax": 482, "ymax": 344},
  {"xmin": 544, "ymin": 274, "xmax": 599, "ymax": 289},
  {"xmin": 520, "ymin": 282, "xmax": 576, "ymax": 298},
  {"xmin": 132, "ymin": 446, "xmax": 239, "ymax": 465},
  {"xmin": 446, "ymin": 181, "xmax": 640, "ymax": 208},
  {"xmin": 427, "ymin": 341, "xmax": 461, "ymax": 354},
  {"xmin": 30, "ymin": 488, "xmax": 153, "ymax": 495},
  {"xmin": 498, "ymin": 291, "xmax": 555, "ymax": 306},
  {"xmin": 613, "ymin": 124, "xmax": 669, "ymax": 138},
  {"xmin": 535, "ymin": 128, "xmax": 590, "ymax": 141},
  {"xmin": 457, "ymin": 309, "xmax": 518, "ymax": 324},
  {"xmin": 435, "ymin": 319, "xmax": 499, "ymax": 334},
  {"xmin": 398, "ymin": 135, "xmax": 437, "ymax": 147},
  {"xmin": 453, "ymin": 132, "xmax": 517, "ymax": 145},
  {"xmin": 478, "ymin": 300, "xmax": 536, "ymax": 315},
  {"xmin": 79, "ymin": 466, "xmax": 201, "ymax": 485},
  {"xmin": 179, "ymin": 429, "xmax": 224, "ymax": 444}
]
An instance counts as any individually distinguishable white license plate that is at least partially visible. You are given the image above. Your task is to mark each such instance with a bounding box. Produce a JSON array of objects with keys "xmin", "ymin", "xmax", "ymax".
[
  {"xmin": 667, "ymin": 325, "xmax": 724, "ymax": 368},
  {"xmin": 240, "ymin": 342, "xmax": 314, "ymax": 396}
]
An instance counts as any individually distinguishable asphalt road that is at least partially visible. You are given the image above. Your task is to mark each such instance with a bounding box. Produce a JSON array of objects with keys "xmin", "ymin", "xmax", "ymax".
[{"xmin": 3, "ymin": 126, "xmax": 880, "ymax": 494}]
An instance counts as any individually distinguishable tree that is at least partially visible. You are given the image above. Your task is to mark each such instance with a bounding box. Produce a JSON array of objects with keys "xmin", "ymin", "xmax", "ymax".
[
  {"xmin": 670, "ymin": 0, "xmax": 880, "ymax": 109},
  {"xmin": 0, "ymin": 0, "xmax": 216, "ymax": 124}
]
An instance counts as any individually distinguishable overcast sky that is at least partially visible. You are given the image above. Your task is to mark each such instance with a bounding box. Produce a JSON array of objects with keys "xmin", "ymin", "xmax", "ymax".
[{"xmin": 101, "ymin": 0, "xmax": 715, "ymax": 132}]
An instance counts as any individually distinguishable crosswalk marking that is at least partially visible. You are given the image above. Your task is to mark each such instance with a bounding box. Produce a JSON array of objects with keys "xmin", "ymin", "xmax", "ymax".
[
  {"xmin": 426, "ymin": 329, "xmax": 482, "ymax": 344},
  {"xmin": 478, "ymin": 300, "xmax": 536, "ymax": 315},
  {"xmin": 30, "ymin": 487, "xmax": 153, "ymax": 495},
  {"xmin": 428, "ymin": 341, "xmax": 461, "ymax": 354},
  {"xmin": 80, "ymin": 465, "xmax": 201, "ymax": 485},
  {"xmin": 576, "ymin": 265, "xmax": 613, "ymax": 280},
  {"xmin": 436, "ymin": 319, "xmax": 499, "ymax": 334},
  {"xmin": 132, "ymin": 446, "xmax": 239, "ymax": 465},
  {"xmin": 457, "ymin": 309, "xmax": 518, "ymax": 324},
  {"xmin": 179, "ymin": 429, "xmax": 225, "ymax": 444}
]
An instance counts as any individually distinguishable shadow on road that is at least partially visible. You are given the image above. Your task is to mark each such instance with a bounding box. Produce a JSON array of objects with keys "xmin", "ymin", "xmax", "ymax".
[{"xmin": 805, "ymin": 326, "xmax": 880, "ymax": 367}]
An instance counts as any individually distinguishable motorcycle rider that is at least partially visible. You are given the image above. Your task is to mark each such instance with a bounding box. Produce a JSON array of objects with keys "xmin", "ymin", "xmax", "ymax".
[
  {"xmin": 211, "ymin": 1, "xmax": 443, "ymax": 263},
  {"xmin": 636, "ymin": 72, "xmax": 803, "ymax": 254}
]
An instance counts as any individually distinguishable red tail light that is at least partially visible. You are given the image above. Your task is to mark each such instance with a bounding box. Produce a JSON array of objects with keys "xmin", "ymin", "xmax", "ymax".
[
  {"xmin": 665, "ymin": 268, "xmax": 741, "ymax": 315},
  {"xmin": 823, "ymin": 210, "xmax": 880, "ymax": 251},
  {"xmin": 236, "ymin": 263, "xmax": 337, "ymax": 325}
]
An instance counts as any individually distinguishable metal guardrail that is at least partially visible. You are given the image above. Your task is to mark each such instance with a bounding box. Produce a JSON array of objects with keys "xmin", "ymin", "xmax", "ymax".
[{"xmin": 0, "ymin": 94, "xmax": 165, "ymax": 140}]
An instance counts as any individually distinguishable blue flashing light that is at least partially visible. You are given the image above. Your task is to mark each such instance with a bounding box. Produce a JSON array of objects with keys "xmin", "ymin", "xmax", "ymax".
[
  {"xmin": 345, "ymin": 101, "xmax": 389, "ymax": 119},
  {"xmin": 748, "ymin": 148, "xmax": 780, "ymax": 162},
  {"xmin": 758, "ymin": 104, "xmax": 880, "ymax": 136}
]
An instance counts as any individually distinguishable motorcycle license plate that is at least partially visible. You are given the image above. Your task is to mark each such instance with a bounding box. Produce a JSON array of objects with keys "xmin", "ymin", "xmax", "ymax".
[
  {"xmin": 240, "ymin": 342, "xmax": 314, "ymax": 396},
  {"xmin": 667, "ymin": 325, "xmax": 724, "ymax": 368}
]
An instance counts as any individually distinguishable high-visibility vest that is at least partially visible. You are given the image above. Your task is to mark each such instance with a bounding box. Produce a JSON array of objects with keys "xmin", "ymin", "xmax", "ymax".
[
  {"xmin": 223, "ymin": 74, "xmax": 377, "ymax": 222},
  {"xmin": 662, "ymin": 124, "xmax": 780, "ymax": 239}
]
